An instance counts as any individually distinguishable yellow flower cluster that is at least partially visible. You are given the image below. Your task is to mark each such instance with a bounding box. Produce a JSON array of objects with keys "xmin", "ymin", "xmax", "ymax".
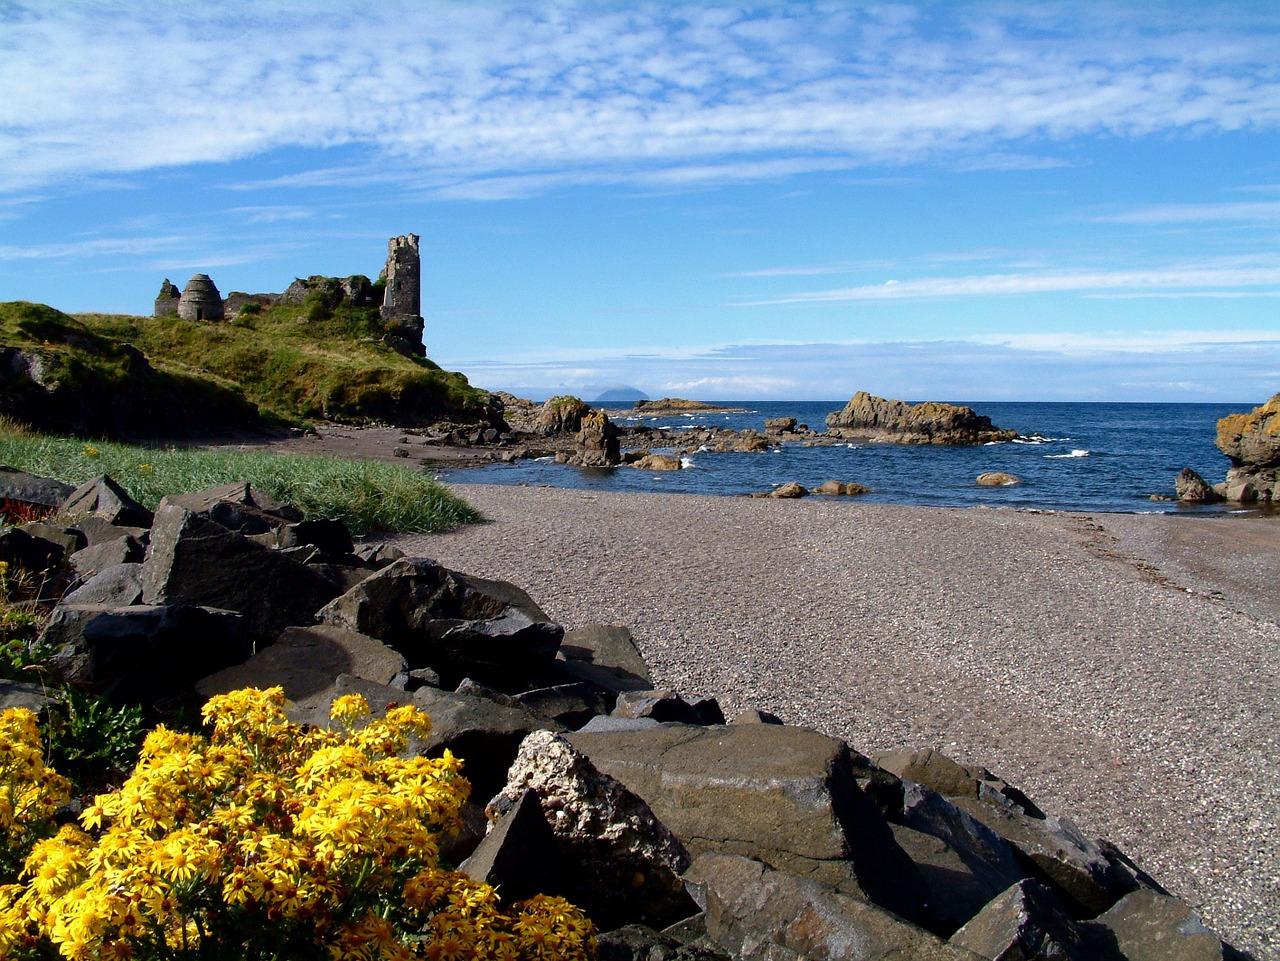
[{"xmin": 0, "ymin": 688, "xmax": 595, "ymax": 961}]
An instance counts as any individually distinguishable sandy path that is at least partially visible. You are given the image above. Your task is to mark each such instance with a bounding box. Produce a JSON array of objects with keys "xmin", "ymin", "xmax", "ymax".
[{"xmin": 396, "ymin": 484, "xmax": 1280, "ymax": 958}]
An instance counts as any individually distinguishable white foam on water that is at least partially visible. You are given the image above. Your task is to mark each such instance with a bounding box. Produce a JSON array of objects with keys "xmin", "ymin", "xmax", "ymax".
[
  {"xmin": 679, "ymin": 456, "xmax": 696, "ymax": 469},
  {"xmin": 696, "ymin": 444, "xmax": 711, "ymax": 452},
  {"xmin": 534, "ymin": 456, "xmax": 556, "ymax": 462},
  {"xmin": 1045, "ymin": 449, "xmax": 1091, "ymax": 459},
  {"xmin": 845, "ymin": 443, "xmax": 861, "ymax": 449}
]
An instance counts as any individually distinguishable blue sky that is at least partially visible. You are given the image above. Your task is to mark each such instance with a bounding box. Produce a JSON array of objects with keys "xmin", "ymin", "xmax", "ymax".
[{"xmin": 2, "ymin": 1, "xmax": 1279, "ymax": 401}]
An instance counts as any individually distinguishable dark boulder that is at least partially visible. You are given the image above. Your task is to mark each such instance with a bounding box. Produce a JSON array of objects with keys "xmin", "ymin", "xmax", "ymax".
[
  {"xmin": 555, "ymin": 624, "xmax": 654, "ymax": 694},
  {"xmin": 195, "ymin": 624, "xmax": 407, "ymax": 703},
  {"xmin": 17, "ymin": 522, "xmax": 85, "ymax": 556},
  {"xmin": 0, "ymin": 527, "xmax": 66, "ymax": 576},
  {"xmin": 1089, "ymin": 888, "xmax": 1240, "ymax": 961},
  {"xmin": 515, "ymin": 681, "xmax": 612, "ymax": 727},
  {"xmin": 141, "ymin": 505, "xmax": 339, "ymax": 642},
  {"xmin": 684, "ymin": 853, "xmax": 977, "ymax": 961},
  {"xmin": 1174, "ymin": 468, "xmax": 1223, "ymax": 504},
  {"xmin": 612, "ymin": 689, "xmax": 725, "ymax": 725},
  {"xmin": 69, "ymin": 535, "xmax": 145, "ymax": 577},
  {"xmin": 0, "ymin": 466, "xmax": 73, "ymax": 514},
  {"xmin": 597, "ymin": 924, "xmax": 730, "ymax": 961},
  {"xmin": 317, "ymin": 557, "xmax": 563, "ymax": 684},
  {"xmin": 460, "ymin": 789, "xmax": 564, "ymax": 904},
  {"xmin": 569, "ymin": 722, "xmax": 930, "ymax": 925},
  {"xmin": 42, "ymin": 603, "xmax": 251, "ymax": 707},
  {"xmin": 60, "ymin": 563, "xmax": 143, "ymax": 607},
  {"xmin": 489, "ymin": 730, "xmax": 696, "ymax": 930},
  {"xmin": 949, "ymin": 879, "xmax": 1096, "ymax": 960}
]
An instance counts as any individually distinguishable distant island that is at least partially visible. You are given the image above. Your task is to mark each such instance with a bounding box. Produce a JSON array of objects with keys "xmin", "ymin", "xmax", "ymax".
[
  {"xmin": 592, "ymin": 386, "xmax": 649, "ymax": 403},
  {"xmin": 629, "ymin": 398, "xmax": 744, "ymax": 416}
]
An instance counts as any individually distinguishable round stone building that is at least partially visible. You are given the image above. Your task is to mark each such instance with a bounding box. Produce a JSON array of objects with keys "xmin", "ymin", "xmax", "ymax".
[{"xmin": 177, "ymin": 274, "xmax": 224, "ymax": 322}]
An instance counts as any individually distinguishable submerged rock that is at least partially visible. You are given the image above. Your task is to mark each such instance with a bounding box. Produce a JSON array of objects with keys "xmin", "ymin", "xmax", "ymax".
[{"xmin": 977, "ymin": 472, "xmax": 1021, "ymax": 487}]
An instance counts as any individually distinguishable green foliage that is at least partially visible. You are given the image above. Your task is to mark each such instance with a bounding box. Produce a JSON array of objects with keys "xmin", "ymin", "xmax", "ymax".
[
  {"xmin": 0, "ymin": 431, "xmax": 480, "ymax": 535},
  {"xmin": 0, "ymin": 601, "xmax": 50, "ymax": 683},
  {"xmin": 42, "ymin": 687, "xmax": 146, "ymax": 793},
  {"xmin": 545, "ymin": 394, "xmax": 585, "ymax": 410}
]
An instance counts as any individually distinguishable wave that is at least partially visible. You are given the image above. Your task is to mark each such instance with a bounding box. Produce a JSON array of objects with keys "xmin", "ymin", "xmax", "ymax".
[
  {"xmin": 1013, "ymin": 434, "xmax": 1071, "ymax": 445},
  {"xmin": 1045, "ymin": 449, "xmax": 1091, "ymax": 459},
  {"xmin": 679, "ymin": 456, "xmax": 696, "ymax": 469}
]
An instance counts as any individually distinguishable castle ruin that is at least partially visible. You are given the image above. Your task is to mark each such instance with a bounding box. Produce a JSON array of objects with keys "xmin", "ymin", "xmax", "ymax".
[{"xmin": 153, "ymin": 235, "xmax": 425, "ymax": 356}]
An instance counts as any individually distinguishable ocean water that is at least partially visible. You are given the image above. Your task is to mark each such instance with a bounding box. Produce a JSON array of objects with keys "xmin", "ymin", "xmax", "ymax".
[{"xmin": 440, "ymin": 401, "xmax": 1259, "ymax": 514}]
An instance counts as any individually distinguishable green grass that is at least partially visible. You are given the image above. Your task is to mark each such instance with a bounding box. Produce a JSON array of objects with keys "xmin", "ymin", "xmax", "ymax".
[{"xmin": 0, "ymin": 431, "xmax": 480, "ymax": 535}]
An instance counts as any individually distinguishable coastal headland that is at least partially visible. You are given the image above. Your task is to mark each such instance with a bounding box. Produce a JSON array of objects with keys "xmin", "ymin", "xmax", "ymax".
[{"xmin": 406, "ymin": 483, "xmax": 1280, "ymax": 958}]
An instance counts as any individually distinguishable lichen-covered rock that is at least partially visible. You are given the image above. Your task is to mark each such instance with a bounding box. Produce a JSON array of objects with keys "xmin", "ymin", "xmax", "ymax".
[
  {"xmin": 536, "ymin": 395, "xmax": 592, "ymax": 435},
  {"xmin": 814, "ymin": 480, "xmax": 871, "ymax": 496},
  {"xmin": 684, "ymin": 853, "xmax": 978, "ymax": 961},
  {"xmin": 1215, "ymin": 392, "xmax": 1280, "ymax": 467},
  {"xmin": 977, "ymin": 472, "xmax": 1021, "ymax": 487},
  {"xmin": 489, "ymin": 730, "xmax": 695, "ymax": 930},
  {"xmin": 632, "ymin": 453, "xmax": 682, "ymax": 471},
  {"xmin": 827, "ymin": 392, "xmax": 1017, "ymax": 445},
  {"xmin": 572, "ymin": 410, "xmax": 621, "ymax": 466}
]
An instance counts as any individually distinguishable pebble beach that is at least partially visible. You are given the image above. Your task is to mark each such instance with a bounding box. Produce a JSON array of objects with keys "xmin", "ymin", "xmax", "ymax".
[{"xmin": 402, "ymin": 484, "xmax": 1280, "ymax": 959}]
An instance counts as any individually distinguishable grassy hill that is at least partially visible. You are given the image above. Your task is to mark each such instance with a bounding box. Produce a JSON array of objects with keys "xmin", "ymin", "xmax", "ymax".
[{"xmin": 0, "ymin": 298, "xmax": 494, "ymax": 437}]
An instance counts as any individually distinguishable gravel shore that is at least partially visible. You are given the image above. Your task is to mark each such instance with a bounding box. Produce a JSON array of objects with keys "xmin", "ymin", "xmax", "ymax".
[{"xmin": 399, "ymin": 484, "xmax": 1280, "ymax": 959}]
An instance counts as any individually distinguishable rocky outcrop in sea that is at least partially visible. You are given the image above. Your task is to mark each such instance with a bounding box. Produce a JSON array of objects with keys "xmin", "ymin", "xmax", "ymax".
[
  {"xmin": 1212, "ymin": 392, "xmax": 1279, "ymax": 504},
  {"xmin": 826, "ymin": 391, "xmax": 1018, "ymax": 445},
  {"xmin": 0, "ymin": 468, "xmax": 1248, "ymax": 961}
]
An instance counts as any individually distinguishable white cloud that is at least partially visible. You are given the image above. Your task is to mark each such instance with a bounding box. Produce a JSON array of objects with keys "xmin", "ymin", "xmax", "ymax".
[
  {"xmin": 1, "ymin": 2, "xmax": 1279, "ymax": 196},
  {"xmin": 1092, "ymin": 201, "xmax": 1280, "ymax": 224},
  {"xmin": 439, "ymin": 333, "xmax": 1280, "ymax": 401},
  {"xmin": 736, "ymin": 264, "xmax": 1280, "ymax": 305}
]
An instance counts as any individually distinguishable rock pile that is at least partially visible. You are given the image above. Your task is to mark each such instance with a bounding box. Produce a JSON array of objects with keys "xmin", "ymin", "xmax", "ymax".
[
  {"xmin": 827, "ymin": 391, "xmax": 1018, "ymax": 445},
  {"xmin": 8, "ymin": 468, "xmax": 1245, "ymax": 960}
]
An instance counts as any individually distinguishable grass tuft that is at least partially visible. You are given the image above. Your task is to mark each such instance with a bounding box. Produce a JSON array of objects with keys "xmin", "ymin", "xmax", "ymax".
[{"xmin": 0, "ymin": 431, "xmax": 479, "ymax": 535}]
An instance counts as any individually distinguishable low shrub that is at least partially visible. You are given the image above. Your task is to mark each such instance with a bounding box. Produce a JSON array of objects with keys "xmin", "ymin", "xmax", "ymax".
[{"xmin": 0, "ymin": 689, "xmax": 596, "ymax": 960}]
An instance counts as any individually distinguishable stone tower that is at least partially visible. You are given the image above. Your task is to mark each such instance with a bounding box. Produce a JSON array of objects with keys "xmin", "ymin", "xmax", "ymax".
[
  {"xmin": 177, "ymin": 274, "xmax": 225, "ymax": 322},
  {"xmin": 154, "ymin": 279, "xmax": 180, "ymax": 317},
  {"xmin": 379, "ymin": 234, "xmax": 424, "ymax": 356}
]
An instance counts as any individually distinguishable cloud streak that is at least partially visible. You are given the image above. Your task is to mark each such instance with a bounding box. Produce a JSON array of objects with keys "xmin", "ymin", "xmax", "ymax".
[
  {"xmin": 2, "ymin": 2, "xmax": 1279, "ymax": 196},
  {"xmin": 736, "ymin": 264, "xmax": 1280, "ymax": 304}
]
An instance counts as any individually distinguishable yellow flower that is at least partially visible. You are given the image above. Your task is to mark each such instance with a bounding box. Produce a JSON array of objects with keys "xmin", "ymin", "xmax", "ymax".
[
  {"xmin": 329, "ymin": 693, "xmax": 371, "ymax": 724},
  {"xmin": 136, "ymin": 463, "xmax": 154, "ymax": 475},
  {"xmin": 82, "ymin": 445, "xmax": 100, "ymax": 458}
]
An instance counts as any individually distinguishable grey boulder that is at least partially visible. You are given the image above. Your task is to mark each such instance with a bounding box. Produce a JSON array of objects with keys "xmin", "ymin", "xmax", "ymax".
[
  {"xmin": 60, "ymin": 563, "xmax": 144, "ymax": 607},
  {"xmin": 0, "ymin": 467, "xmax": 72, "ymax": 511},
  {"xmin": 57, "ymin": 474, "xmax": 153, "ymax": 528},
  {"xmin": 949, "ymin": 879, "xmax": 1095, "ymax": 960}
]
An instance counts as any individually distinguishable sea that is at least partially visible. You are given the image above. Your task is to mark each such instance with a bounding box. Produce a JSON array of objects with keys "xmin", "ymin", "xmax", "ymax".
[{"xmin": 439, "ymin": 401, "xmax": 1261, "ymax": 515}]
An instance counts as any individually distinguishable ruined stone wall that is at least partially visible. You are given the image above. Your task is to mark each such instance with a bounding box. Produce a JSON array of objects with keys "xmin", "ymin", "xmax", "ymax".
[
  {"xmin": 154, "ymin": 279, "xmax": 180, "ymax": 318},
  {"xmin": 379, "ymin": 234, "xmax": 425, "ymax": 356}
]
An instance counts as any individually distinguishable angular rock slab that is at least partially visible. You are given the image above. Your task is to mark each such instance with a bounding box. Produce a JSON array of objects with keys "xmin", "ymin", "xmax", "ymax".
[
  {"xmin": 461, "ymin": 789, "xmax": 564, "ymax": 904},
  {"xmin": 57, "ymin": 474, "xmax": 153, "ymax": 528},
  {"xmin": 412, "ymin": 683, "xmax": 566, "ymax": 802},
  {"xmin": 42, "ymin": 603, "xmax": 251, "ymax": 706},
  {"xmin": 157, "ymin": 481, "xmax": 302, "ymax": 524},
  {"xmin": 61, "ymin": 562, "xmax": 143, "ymax": 607},
  {"xmin": 897, "ymin": 782, "xmax": 1029, "ymax": 933},
  {"xmin": 1091, "ymin": 889, "xmax": 1239, "ymax": 961},
  {"xmin": 0, "ymin": 527, "xmax": 66, "ymax": 574},
  {"xmin": 142, "ymin": 505, "xmax": 339, "ymax": 641},
  {"xmin": 684, "ymin": 853, "xmax": 980, "ymax": 961},
  {"xmin": 489, "ymin": 730, "xmax": 695, "ymax": 930},
  {"xmin": 69, "ymin": 535, "xmax": 144, "ymax": 577},
  {"xmin": 0, "ymin": 467, "xmax": 73, "ymax": 511},
  {"xmin": 195, "ymin": 624, "xmax": 407, "ymax": 702},
  {"xmin": 556, "ymin": 624, "xmax": 654, "ymax": 694},
  {"xmin": 949, "ymin": 879, "xmax": 1094, "ymax": 961},
  {"xmin": 569, "ymin": 722, "xmax": 930, "ymax": 926},
  {"xmin": 613, "ymin": 689, "xmax": 725, "ymax": 725},
  {"xmin": 318, "ymin": 557, "xmax": 563, "ymax": 681}
]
